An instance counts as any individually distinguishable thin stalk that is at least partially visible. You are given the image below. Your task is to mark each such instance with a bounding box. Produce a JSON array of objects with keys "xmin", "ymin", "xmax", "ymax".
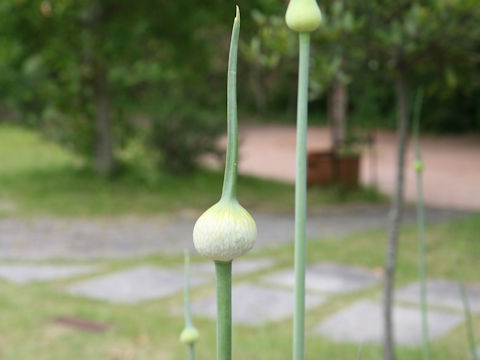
[
  {"xmin": 221, "ymin": 6, "xmax": 240, "ymax": 202},
  {"xmin": 183, "ymin": 250, "xmax": 197, "ymax": 360},
  {"xmin": 184, "ymin": 250, "xmax": 193, "ymax": 327},
  {"xmin": 189, "ymin": 344, "xmax": 195, "ymax": 360},
  {"xmin": 457, "ymin": 268, "xmax": 478, "ymax": 360},
  {"xmin": 357, "ymin": 344, "xmax": 364, "ymax": 360},
  {"xmin": 413, "ymin": 88, "xmax": 430, "ymax": 360},
  {"xmin": 293, "ymin": 32, "xmax": 310, "ymax": 360},
  {"xmin": 215, "ymin": 261, "xmax": 232, "ymax": 360}
]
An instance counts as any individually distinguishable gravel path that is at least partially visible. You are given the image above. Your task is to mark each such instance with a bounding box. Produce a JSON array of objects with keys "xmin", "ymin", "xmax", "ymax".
[{"xmin": 0, "ymin": 206, "xmax": 470, "ymax": 260}]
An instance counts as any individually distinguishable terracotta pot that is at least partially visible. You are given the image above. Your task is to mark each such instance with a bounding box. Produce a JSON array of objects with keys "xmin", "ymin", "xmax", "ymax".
[
  {"xmin": 307, "ymin": 151, "xmax": 360, "ymax": 188},
  {"xmin": 307, "ymin": 151, "xmax": 335, "ymax": 186},
  {"xmin": 336, "ymin": 154, "xmax": 360, "ymax": 188}
]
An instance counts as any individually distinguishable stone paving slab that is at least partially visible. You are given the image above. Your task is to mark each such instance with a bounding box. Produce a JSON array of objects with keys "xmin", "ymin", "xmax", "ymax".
[
  {"xmin": 68, "ymin": 266, "xmax": 209, "ymax": 304},
  {"xmin": 191, "ymin": 283, "xmax": 326, "ymax": 326},
  {"xmin": 396, "ymin": 279, "xmax": 480, "ymax": 313},
  {"xmin": 0, "ymin": 264, "xmax": 96, "ymax": 284},
  {"xmin": 187, "ymin": 258, "xmax": 275, "ymax": 278},
  {"xmin": 262, "ymin": 262, "xmax": 381, "ymax": 294},
  {"xmin": 313, "ymin": 300, "xmax": 463, "ymax": 346}
]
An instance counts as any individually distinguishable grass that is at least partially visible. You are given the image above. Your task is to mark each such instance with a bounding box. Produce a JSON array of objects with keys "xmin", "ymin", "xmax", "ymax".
[
  {"xmin": 0, "ymin": 214, "xmax": 478, "ymax": 359},
  {"xmin": 0, "ymin": 125, "xmax": 383, "ymax": 217},
  {"xmin": 0, "ymin": 124, "xmax": 476, "ymax": 359}
]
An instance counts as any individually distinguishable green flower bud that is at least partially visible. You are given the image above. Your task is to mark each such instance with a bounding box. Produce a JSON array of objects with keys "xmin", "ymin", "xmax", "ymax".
[
  {"xmin": 179, "ymin": 326, "xmax": 199, "ymax": 345},
  {"xmin": 193, "ymin": 200, "xmax": 257, "ymax": 262},
  {"xmin": 414, "ymin": 160, "xmax": 424, "ymax": 172},
  {"xmin": 286, "ymin": 0, "xmax": 322, "ymax": 33}
]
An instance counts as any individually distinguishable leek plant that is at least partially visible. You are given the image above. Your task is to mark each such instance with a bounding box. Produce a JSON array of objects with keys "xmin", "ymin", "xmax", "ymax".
[
  {"xmin": 193, "ymin": 7, "xmax": 257, "ymax": 360},
  {"xmin": 179, "ymin": 250, "xmax": 199, "ymax": 360},
  {"xmin": 412, "ymin": 88, "xmax": 430, "ymax": 360},
  {"xmin": 285, "ymin": 1, "xmax": 322, "ymax": 359}
]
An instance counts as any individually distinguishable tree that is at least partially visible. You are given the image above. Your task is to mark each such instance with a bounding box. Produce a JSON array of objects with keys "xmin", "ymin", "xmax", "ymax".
[
  {"xmin": 0, "ymin": 0, "xmax": 246, "ymax": 175},
  {"xmin": 359, "ymin": 0, "xmax": 480, "ymax": 358},
  {"xmin": 310, "ymin": 0, "xmax": 364, "ymax": 151}
]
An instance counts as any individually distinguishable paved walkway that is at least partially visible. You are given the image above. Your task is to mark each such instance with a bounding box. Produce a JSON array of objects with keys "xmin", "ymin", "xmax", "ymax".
[
  {"xmin": 0, "ymin": 206, "xmax": 469, "ymax": 259},
  {"xmin": 0, "ymin": 259, "xmax": 478, "ymax": 346},
  {"xmin": 211, "ymin": 125, "xmax": 480, "ymax": 211}
]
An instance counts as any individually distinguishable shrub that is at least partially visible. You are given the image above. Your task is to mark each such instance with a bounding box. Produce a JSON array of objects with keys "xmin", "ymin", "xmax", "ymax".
[{"xmin": 149, "ymin": 95, "xmax": 223, "ymax": 174}]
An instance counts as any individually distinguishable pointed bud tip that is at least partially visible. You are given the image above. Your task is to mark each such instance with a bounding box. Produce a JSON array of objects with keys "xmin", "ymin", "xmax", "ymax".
[{"xmin": 235, "ymin": 5, "xmax": 240, "ymax": 22}]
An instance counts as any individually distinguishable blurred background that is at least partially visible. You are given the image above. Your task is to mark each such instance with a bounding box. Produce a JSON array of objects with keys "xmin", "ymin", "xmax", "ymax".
[{"xmin": 0, "ymin": 0, "xmax": 478, "ymax": 359}]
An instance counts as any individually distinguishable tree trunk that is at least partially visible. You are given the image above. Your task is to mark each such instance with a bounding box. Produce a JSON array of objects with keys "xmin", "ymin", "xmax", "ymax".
[
  {"xmin": 249, "ymin": 67, "xmax": 268, "ymax": 112},
  {"xmin": 383, "ymin": 67, "xmax": 409, "ymax": 360},
  {"xmin": 82, "ymin": 2, "xmax": 115, "ymax": 176},
  {"xmin": 328, "ymin": 79, "xmax": 348, "ymax": 152},
  {"xmin": 93, "ymin": 66, "xmax": 114, "ymax": 175}
]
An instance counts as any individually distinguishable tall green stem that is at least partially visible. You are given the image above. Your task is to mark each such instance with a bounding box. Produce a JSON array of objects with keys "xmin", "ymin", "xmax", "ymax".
[
  {"xmin": 457, "ymin": 268, "xmax": 478, "ymax": 360},
  {"xmin": 293, "ymin": 32, "xmax": 310, "ymax": 360},
  {"xmin": 413, "ymin": 88, "xmax": 430, "ymax": 360},
  {"xmin": 357, "ymin": 344, "xmax": 364, "ymax": 360},
  {"xmin": 184, "ymin": 250, "xmax": 193, "ymax": 327},
  {"xmin": 189, "ymin": 344, "xmax": 195, "ymax": 360},
  {"xmin": 215, "ymin": 261, "xmax": 232, "ymax": 360},
  {"xmin": 221, "ymin": 6, "xmax": 240, "ymax": 202}
]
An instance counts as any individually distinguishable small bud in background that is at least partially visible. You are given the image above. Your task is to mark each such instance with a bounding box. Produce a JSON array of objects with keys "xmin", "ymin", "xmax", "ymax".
[
  {"xmin": 414, "ymin": 160, "xmax": 424, "ymax": 173},
  {"xmin": 179, "ymin": 326, "xmax": 200, "ymax": 345},
  {"xmin": 193, "ymin": 200, "xmax": 257, "ymax": 262},
  {"xmin": 285, "ymin": 0, "xmax": 322, "ymax": 32}
]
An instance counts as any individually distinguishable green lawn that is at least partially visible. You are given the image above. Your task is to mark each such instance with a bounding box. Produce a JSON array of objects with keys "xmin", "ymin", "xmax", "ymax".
[
  {"xmin": 0, "ymin": 215, "xmax": 478, "ymax": 360},
  {"xmin": 0, "ymin": 125, "xmax": 382, "ymax": 217}
]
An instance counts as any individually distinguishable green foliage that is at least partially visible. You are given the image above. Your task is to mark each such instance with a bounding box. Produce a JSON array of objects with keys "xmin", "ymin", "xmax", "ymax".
[
  {"xmin": 240, "ymin": 0, "xmax": 480, "ymax": 132},
  {"xmin": 0, "ymin": 125, "xmax": 383, "ymax": 216},
  {"xmin": 0, "ymin": 1, "xmax": 244, "ymax": 173},
  {"xmin": 239, "ymin": 10, "xmax": 298, "ymax": 113},
  {"xmin": 148, "ymin": 95, "xmax": 222, "ymax": 174}
]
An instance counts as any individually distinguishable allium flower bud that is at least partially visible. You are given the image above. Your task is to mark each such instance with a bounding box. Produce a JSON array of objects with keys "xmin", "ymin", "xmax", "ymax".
[
  {"xmin": 414, "ymin": 160, "xmax": 424, "ymax": 173},
  {"xmin": 286, "ymin": 0, "xmax": 322, "ymax": 32},
  {"xmin": 179, "ymin": 326, "xmax": 199, "ymax": 345},
  {"xmin": 193, "ymin": 200, "xmax": 257, "ymax": 262}
]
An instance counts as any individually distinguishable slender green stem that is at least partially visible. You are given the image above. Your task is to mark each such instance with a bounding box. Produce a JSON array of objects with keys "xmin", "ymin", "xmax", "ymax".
[
  {"xmin": 457, "ymin": 268, "xmax": 478, "ymax": 360},
  {"xmin": 221, "ymin": 6, "xmax": 240, "ymax": 202},
  {"xmin": 184, "ymin": 250, "xmax": 193, "ymax": 327},
  {"xmin": 413, "ymin": 88, "xmax": 430, "ymax": 360},
  {"xmin": 293, "ymin": 32, "xmax": 310, "ymax": 360},
  {"xmin": 189, "ymin": 344, "xmax": 195, "ymax": 360},
  {"xmin": 356, "ymin": 343, "xmax": 364, "ymax": 360},
  {"xmin": 215, "ymin": 261, "xmax": 232, "ymax": 360}
]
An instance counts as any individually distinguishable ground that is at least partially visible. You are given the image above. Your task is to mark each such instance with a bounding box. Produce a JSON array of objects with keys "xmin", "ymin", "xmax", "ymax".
[
  {"xmin": 0, "ymin": 125, "xmax": 478, "ymax": 360},
  {"xmin": 0, "ymin": 215, "xmax": 478, "ymax": 360},
  {"xmin": 212, "ymin": 124, "xmax": 480, "ymax": 210}
]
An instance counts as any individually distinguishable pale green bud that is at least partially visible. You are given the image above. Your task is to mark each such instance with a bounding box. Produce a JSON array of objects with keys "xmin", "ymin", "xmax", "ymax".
[
  {"xmin": 414, "ymin": 160, "xmax": 424, "ymax": 172},
  {"xmin": 179, "ymin": 326, "xmax": 199, "ymax": 344},
  {"xmin": 193, "ymin": 200, "xmax": 257, "ymax": 262},
  {"xmin": 286, "ymin": 0, "xmax": 322, "ymax": 33}
]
